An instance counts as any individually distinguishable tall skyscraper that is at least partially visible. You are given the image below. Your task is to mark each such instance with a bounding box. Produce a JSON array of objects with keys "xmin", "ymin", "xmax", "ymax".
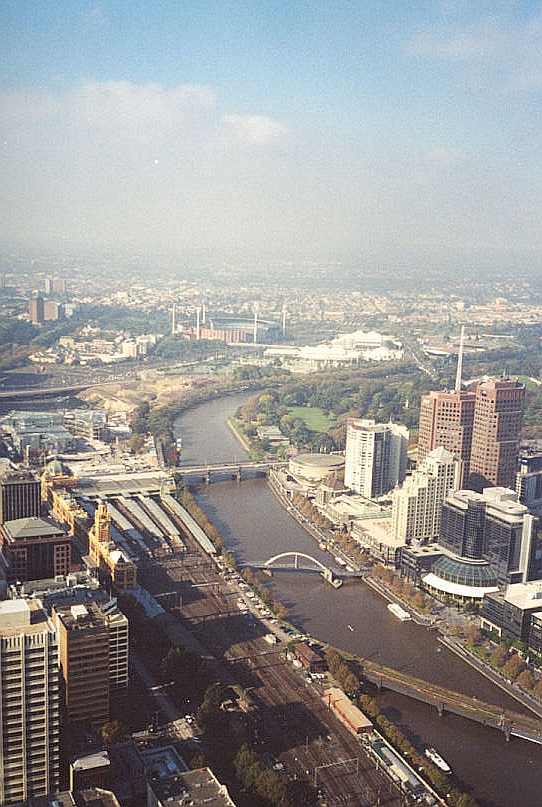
[
  {"xmin": 392, "ymin": 447, "xmax": 461, "ymax": 543},
  {"xmin": 440, "ymin": 487, "xmax": 536, "ymax": 585},
  {"xmin": 417, "ymin": 328, "xmax": 525, "ymax": 492},
  {"xmin": 469, "ymin": 379, "xmax": 526, "ymax": 491},
  {"xmin": 43, "ymin": 299, "xmax": 62, "ymax": 322},
  {"xmin": 52, "ymin": 277, "xmax": 67, "ymax": 295},
  {"xmin": 417, "ymin": 389, "xmax": 476, "ymax": 486},
  {"xmin": 0, "ymin": 465, "xmax": 41, "ymax": 524},
  {"xmin": 344, "ymin": 418, "xmax": 409, "ymax": 498},
  {"xmin": 417, "ymin": 327, "xmax": 476, "ymax": 487},
  {"xmin": 28, "ymin": 294, "xmax": 44, "ymax": 325},
  {"xmin": 0, "ymin": 599, "xmax": 60, "ymax": 805}
]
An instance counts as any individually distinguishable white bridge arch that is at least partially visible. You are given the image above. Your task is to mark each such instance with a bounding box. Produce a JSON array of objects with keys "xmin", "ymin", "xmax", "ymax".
[{"xmin": 263, "ymin": 552, "xmax": 330, "ymax": 573}]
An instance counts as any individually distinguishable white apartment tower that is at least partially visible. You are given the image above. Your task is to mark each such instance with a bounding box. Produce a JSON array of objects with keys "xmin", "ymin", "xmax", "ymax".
[
  {"xmin": 0, "ymin": 599, "xmax": 60, "ymax": 805},
  {"xmin": 345, "ymin": 419, "xmax": 409, "ymax": 498},
  {"xmin": 392, "ymin": 447, "xmax": 461, "ymax": 543}
]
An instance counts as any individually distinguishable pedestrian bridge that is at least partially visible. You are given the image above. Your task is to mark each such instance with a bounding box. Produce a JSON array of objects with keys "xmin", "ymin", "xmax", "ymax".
[{"xmin": 243, "ymin": 551, "xmax": 361, "ymax": 587}]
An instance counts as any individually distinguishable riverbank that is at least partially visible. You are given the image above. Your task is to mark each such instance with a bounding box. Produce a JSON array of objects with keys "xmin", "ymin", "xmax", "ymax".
[
  {"xmin": 439, "ymin": 635, "xmax": 542, "ymax": 720},
  {"xmin": 266, "ymin": 466, "xmax": 542, "ymax": 724},
  {"xmin": 226, "ymin": 417, "xmax": 253, "ymax": 454},
  {"xmin": 174, "ymin": 395, "xmax": 542, "ymax": 807}
]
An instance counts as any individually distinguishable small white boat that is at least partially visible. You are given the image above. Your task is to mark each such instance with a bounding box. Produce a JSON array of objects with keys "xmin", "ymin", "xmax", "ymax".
[
  {"xmin": 347, "ymin": 624, "xmax": 354, "ymax": 632},
  {"xmin": 425, "ymin": 747, "xmax": 451, "ymax": 774},
  {"xmin": 387, "ymin": 603, "xmax": 411, "ymax": 621}
]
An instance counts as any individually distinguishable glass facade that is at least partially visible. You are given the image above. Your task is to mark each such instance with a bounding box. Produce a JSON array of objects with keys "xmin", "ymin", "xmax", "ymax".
[{"xmin": 430, "ymin": 555, "xmax": 498, "ymax": 588}]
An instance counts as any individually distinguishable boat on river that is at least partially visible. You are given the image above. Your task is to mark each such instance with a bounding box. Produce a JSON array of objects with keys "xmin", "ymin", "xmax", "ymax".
[
  {"xmin": 425, "ymin": 747, "xmax": 451, "ymax": 774},
  {"xmin": 387, "ymin": 603, "xmax": 411, "ymax": 621}
]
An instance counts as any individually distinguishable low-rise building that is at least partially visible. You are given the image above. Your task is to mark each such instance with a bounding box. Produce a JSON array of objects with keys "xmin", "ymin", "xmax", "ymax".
[
  {"xmin": 0, "ymin": 516, "xmax": 71, "ymax": 581},
  {"xmin": 288, "ymin": 453, "xmax": 345, "ymax": 489},
  {"xmin": 481, "ymin": 581, "xmax": 542, "ymax": 654}
]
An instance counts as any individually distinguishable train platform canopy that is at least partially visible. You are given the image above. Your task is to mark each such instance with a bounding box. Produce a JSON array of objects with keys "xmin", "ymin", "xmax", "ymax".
[{"xmin": 74, "ymin": 470, "xmax": 172, "ymax": 498}]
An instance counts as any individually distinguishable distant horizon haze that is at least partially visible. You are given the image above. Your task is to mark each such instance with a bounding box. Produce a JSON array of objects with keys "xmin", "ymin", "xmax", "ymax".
[{"xmin": 2, "ymin": 2, "xmax": 542, "ymax": 270}]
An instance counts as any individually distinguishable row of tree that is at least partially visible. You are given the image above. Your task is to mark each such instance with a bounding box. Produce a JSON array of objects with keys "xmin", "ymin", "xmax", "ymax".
[
  {"xmin": 371, "ymin": 565, "xmax": 433, "ymax": 614},
  {"xmin": 465, "ymin": 627, "xmax": 542, "ymax": 698},
  {"xmin": 324, "ymin": 644, "xmax": 479, "ymax": 807},
  {"xmin": 359, "ymin": 693, "xmax": 478, "ymax": 807}
]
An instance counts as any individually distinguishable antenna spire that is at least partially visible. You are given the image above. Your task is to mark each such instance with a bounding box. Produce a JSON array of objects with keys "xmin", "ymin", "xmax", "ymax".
[{"xmin": 455, "ymin": 325, "xmax": 465, "ymax": 393}]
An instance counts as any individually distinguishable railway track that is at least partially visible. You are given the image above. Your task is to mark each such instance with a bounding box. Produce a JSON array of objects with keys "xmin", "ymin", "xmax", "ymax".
[{"xmin": 140, "ymin": 518, "xmax": 405, "ymax": 805}]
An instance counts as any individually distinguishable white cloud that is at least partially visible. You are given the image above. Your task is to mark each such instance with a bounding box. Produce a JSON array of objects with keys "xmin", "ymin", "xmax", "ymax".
[
  {"xmin": 222, "ymin": 113, "xmax": 288, "ymax": 145},
  {"xmin": 1, "ymin": 79, "xmax": 541, "ymax": 259}
]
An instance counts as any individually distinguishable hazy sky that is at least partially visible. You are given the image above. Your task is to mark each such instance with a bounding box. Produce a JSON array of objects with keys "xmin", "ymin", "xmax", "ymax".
[{"xmin": 2, "ymin": 1, "xmax": 542, "ymax": 265}]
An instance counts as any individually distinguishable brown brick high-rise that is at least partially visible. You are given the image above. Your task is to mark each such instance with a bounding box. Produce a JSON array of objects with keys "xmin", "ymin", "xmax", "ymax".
[
  {"xmin": 469, "ymin": 379, "xmax": 525, "ymax": 491},
  {"xmin": 53, "ymin": 603, "xmax": 110, "ymax": 728},
  {"xmin": 417, "ymin": 389, "xmax": 476, "ymax": 487}
]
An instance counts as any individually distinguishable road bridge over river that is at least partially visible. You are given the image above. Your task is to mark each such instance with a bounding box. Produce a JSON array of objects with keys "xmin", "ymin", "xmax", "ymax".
[{"xmin": 174, "ymin": 460, "xmax": 285, "ymax": 483}]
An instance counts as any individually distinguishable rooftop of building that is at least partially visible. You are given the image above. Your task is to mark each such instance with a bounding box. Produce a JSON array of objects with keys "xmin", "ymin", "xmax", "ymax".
[
  {"xmin": 347, "ymin": 418, "xmax": 408, "ymax": 434},
  {"xmin": 43, "ymin": 458, "xmax": 74, "ymax": 478},
  {"xmin": 290, "ymin": 453, "xmax": 345, "ymax": 469},
  {"xmin": 74, "ymin": 789, "xmax": 120, "ymax": 807},
  {"xmin": 53, "ymin": 601, "xmax": 109, "ymax": 632},
  {"xmin": 354, "ymin": 516, "xmax": 404, "ymax": 548},
  {"xmin": 72, "ymin": 750, "xmax": 111, "ymax": 772},
  {"xmin": 73, "ymin": 469, "xmax": 171, "ymax": 498},
  {"xmin": 0, "ymin": 598, "xmax": 51, "ymax": 635},
  {"xmin": 142, "ymin": 745, "xmax": 188, "ymax": 780},
  {"xmin": 10, "ymin": 571, "xmax": 100, "ymax": 599},
  {"xmin": 503, "ymin": 581, "xmax": 542, "ymax": 612},
  {"xmin": 424, "ymin": 446, "xmax": 458, "ymax": 464},
  {"xmin": 0, "ymin": 461, "xmax": 38, "ymax": 482},
  {"xmin": 148, "ymin": 766, "xmax": 236, "ymax": 807},
  {"xmin": 2, "ymin": 516, "xmax": 67, "ymax": 541},
  {"xmin": 321, "ymin": 473, "xmax": 348, "ymax": 492},
  {"xmin": 445, "ymin": 487, "xmax": 528, "ymax": 520}
]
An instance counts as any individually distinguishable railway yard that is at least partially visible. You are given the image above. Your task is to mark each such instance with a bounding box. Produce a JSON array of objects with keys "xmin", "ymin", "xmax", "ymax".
[
  {"xmin": 70, "ymin": 470, "xmax": 436, "ymax": 805},
  {"xmin": 134, "ymin": 501, "xmax": 417, "ymax": 806}
]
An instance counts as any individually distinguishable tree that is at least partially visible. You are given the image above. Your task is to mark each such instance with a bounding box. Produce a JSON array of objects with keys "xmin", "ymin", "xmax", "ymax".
[
  {"xmin": 100, "ymin": 720, "xmax": 127, "ymax": 746},
  {"xmin": 516, "ymin": 669, "xmax": 535, "ymax": 691},
  {"xmin": 534, "ymin": 678, "xmax": 542, "ymax": 700},
  {"xmin": 502, "ymin": 654, "xmax": 525, "ymax": 681},
  {"xmin": 464, "ymin": 623, "xmax": 481, "ymax": 647},
  {"xmin": 491, "ymin": 644, "xmax": 509, "ymax": 668}
]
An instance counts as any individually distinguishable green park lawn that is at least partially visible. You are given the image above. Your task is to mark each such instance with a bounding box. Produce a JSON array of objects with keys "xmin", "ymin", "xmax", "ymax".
[{"xmin": 287, "ymin": 406, "xmax": 335, "ymax": 432}]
